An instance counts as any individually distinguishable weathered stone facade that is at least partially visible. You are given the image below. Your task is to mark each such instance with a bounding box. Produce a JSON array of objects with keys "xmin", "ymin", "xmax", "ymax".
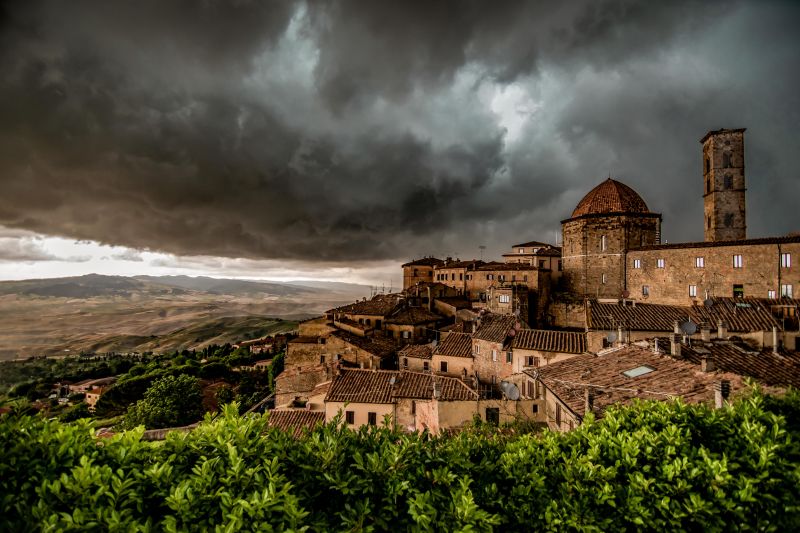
[
  {"xmin": 626, "ymin": 238, "xmax": 799, "ymax": 305},
  {"xmin": 561, "ymin": 213, "xmax": 661, "ymax": 299},
  {"xmin": 702, "ymin": 129, "xmax": 746, "ymax": 242}
]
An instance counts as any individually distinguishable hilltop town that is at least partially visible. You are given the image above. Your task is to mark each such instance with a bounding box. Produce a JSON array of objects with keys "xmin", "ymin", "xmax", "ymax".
[{"xmin": 268, "ymin": 128, "xmax": 800, "ymax": 435}]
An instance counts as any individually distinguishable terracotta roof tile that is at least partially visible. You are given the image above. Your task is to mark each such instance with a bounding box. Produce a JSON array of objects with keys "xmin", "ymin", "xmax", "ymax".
[
  {"xmin": 512, "ymin": 329, "xmax": 586, "ymax": 354},
  {"xmin": 328, "ymin": 294, "xmax": 402, "ymax": 316},
  {"xmin": 290, "ymin": 336, "xmax": 323, "ymax": 344},
  {"xmin": 690, "ymin": 298, "xmax": 780, "ymax": 333},
  {"xmin": 476, "ymin": 262, "xmax": 541, "ymax": 272},
  {"xmin": 268, "ymin": 410, "xmax": 325, "ymax": 437},
  {"xmin": 402, "ymin": 257, "xmax": 444, "ymax": 267},
  {"xmin": 399, "ymin": 344, "xmax": 434, "ymax": 360},
  {"xmin": 511, "ymin": 240, "xmax": 554, "ymax": 248},
  {"xmin": 386, "ymin": 307, "xmax": 442, "ymax": 325},
  {"xmin": 589, "ymin": 300, "xmax": 691, "ymax": 332},
  {"xmin": 531, "ymin": 345, "xmax": 744, "ymax": 420},
  {"xmin": 473, "ymin": 314, "xmax": 521, "ymax": 343},
  {"xmin": 434, "ymin": 332, "xmax": 473, "ymax": 358},
  {"xmin": 329, "ymin": 330, "xmax": 397, "ymax": 359},
  {"xmin": 325, "ymin": 369, "xmax": 478, "ymax": 403},
  {"xmin": 668, "ymin": 340, "xmax": 800, "ymax": 388},
  {"xmin": 571, "ymin": 178, "xmax": 652, "ymax": 218},
  {"xmin": 436, "ymin": 259, "xmax": 485, "ymax": 269}
]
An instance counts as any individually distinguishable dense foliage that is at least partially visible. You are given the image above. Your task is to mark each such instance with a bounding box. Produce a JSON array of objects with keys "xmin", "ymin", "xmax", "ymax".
[
  {"xmin": 123, "ymin": 375, "xmax": 204, "ymax": 429},
  {"xmin": 1, "ymin": 389, "xmax": 799, "ymax": 531}
]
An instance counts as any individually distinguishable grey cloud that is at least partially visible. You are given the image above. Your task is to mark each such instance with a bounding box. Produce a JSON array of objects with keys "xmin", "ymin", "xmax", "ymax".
[{"xmin": 0, "ymin": 0, "xmax": 797, "ymax": 267}]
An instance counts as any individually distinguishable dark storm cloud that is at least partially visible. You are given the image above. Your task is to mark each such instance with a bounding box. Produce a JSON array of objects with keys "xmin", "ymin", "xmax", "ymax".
[{"xmin": 0, "ymin": 0, "xmax": 797, "ymax": 264}]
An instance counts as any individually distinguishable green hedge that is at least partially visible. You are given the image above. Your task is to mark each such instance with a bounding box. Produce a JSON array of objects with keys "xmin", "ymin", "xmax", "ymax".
[{"xmin": 1, "ymin": 390, "xmax": 799, "ymax": 531}]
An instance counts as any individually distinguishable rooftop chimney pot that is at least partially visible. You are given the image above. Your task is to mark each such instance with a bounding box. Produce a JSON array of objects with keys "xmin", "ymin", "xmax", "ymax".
[
  {"xmin": 701, "ymin": 355, "xmax": 716, "ymax": 373},
  {"xmin": 717, "ymin": 320, "xmax": 728, "ymax": 339}
]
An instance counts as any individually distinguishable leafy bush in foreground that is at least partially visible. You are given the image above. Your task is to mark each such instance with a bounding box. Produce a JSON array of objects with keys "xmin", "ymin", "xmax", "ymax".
[{"xmin": 1, "ymin": 390, "xmax": 799, "ymax": 531}]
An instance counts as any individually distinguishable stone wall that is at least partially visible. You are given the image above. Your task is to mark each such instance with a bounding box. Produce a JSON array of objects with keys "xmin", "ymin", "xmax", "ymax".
[
  {"xmin": 626, "ymin": 241, "xmax": 799, "ymax": 305},
  {"xmin": 703, "ymin": 130, "xmax": 746, "ymax": 242}
]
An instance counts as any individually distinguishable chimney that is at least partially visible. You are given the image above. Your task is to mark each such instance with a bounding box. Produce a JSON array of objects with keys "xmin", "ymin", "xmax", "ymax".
[
  {"xmin": 717, "ymin": 320, "xmax": 728, "ymax": 339},
  {"xmin": 670, "ymin": 334, "xmax": 682, "ymax": 357},
  {"xmin": 617, "ymin": 325, "xmax": 624, "ymax": 346},
  {"xmin": 471, "ymin": 321, "xmax": 477, "ymax": 334},
  {"xmin": 773, "ymin": 326, "xmax": 779, "ymax": 355},
  {"xmin": 714, "ymin": 380, "xmax": 731, "ymax": 409},
  {"xmin": 673, "ymin": 321, "xmax": 681, "ymax": 334},
  {"xmin": 584, "ymin": 387, "xmax": 595, "ymax": 415},
  {"xmin": 700, "ymin": 324, "xmax": 711, "ymax": 342},
  {"xmin": 653, "ymin": 338, "xmax": 660, "ymax": 354},
  {"xmin": 701, "ymin": 355, "xmax": 715, "ymax": 373}
]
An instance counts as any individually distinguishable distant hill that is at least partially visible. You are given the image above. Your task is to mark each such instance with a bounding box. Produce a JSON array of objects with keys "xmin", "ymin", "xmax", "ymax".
[{"xmin": 0, "ymin": 274, "xmax": 371, "ymax": 359}]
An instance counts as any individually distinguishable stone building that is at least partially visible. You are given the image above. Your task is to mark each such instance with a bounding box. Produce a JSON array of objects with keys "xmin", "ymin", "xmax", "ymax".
[
  {"xmin": 502, "ymin": 240, "xmax": 562, "ymax": 283},
  {"xmin": 560, "ymin": 178, "xmax": 662, "ymax": 299},
  {"xmin": 702, "ymin": 128, "xmax": 746, "ymax": 242},
  {"xmin": 402, "ymin": 257, "xmax": 444, "ymax": 289}
]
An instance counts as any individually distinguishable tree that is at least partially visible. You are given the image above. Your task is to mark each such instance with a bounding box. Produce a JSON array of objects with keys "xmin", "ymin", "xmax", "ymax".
[{"xmin": 123, "ymin": 374, "xmax": 203, "ymax": 429}]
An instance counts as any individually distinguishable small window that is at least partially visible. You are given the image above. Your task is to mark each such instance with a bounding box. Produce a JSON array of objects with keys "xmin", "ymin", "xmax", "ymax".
[
  {"xmin": 518, "ymin": 248, "xmax": 524, "ymax": 254},
  {"xmin": 723, "ymin": 152, "xmax": 732, "ymax": 168},
  {"xmin": 622, "ymin": 365, "xmax": 655, "ymax": 378},
  {"xmin": 642, "ymin": 285, "xmax": 650, "ymax": 297},
  {"xmin": 782, "ymin": 284, "xmax": 794, "ymax": 298},
  {"xmin": 733, "ymin": 284, "xmax": 744, "ymax": 298},
  {"xmin": 705, "ymin": 157, "xmax": 711, "ymax": 174},
  {"xmin": 600, "ymin": 235, "xmax": 607, "ymax": 251},
  {"xmin": 345, "ymin": 411, "xmax": 355, "ymax": 424},
  {"xmin": 733, "ymin": 255, "xmax": 743, "ymax": 268},
  {"xmin": 485, "ymin": 407, "xmax": 500, "ymax": 425},
  {"xmin": 724, "ymin": 175, "xmax": 733, "ymax": 189},
  {"xmin": 402, "ymin": 357, "xmax": 408, "ymax": 368},
  {"xmin": 492, "ymin": 349, "xmax": 497, "ymax": 362},
  {"xmin": 413, "ymin": 269, "xmax": 418, "ymax": 277},
  {"xmin": 451, "ymin": 273, "xmax": 455, "ymax": 281},
  {"xmin": 487, "ymin": 274, "xmax": 493, "ymax": 280},
  {"xmin": 411, "ymin": 400, "xmax": 416, "ymax": 415},
  {"xmin": 724, "ymin": 213, "xmax": 734, "ymax": 228},
  {"xmin": 506, "ymin": 351, "xmax": 513, "ymax": 364},
  {"xmin": 474, "ymin": 344, "xmax": 480, "ymax": 355},
  {"xmin": 558, "ymin": 260, "xmax": 563, "ymax": 272},
  {"xmin": 656, "ymin": 258, "xmax": 665, "ymax": 269},
  {"xmin": 440, "ymin": 361, "xmax": 448, "ymax": 373},
  {"xmin": 423, "ymin": 361, "xmax": 429, "ymax": 371},
  {"xmin": 402, "ymin": 331, "xmax": 410, "ymax": 339},
  {"xmin": 768, "ymin": 290, "xmax": 777, "ymax": 299},
  {"xmin": 320, "ymin": 355, "xmax": 326, "ymax": 364},
  {"xmin": 633, "ymin": 259, "xmax": 641, "ymax": 269},
  {"xmin": 555, "ymin": 403, "xmax": 562, "ymax": 426},
  {"xmin": 525, "ymin": 356, "xmax": 540, "ymax": 368},
  {"xmin": 367, "ymin": 412, "xmax": 377, "ymax": 426},
  {"xmin": 539, "ymin": 260, "xmax": 545, "ymax": 268},
  {"xmin": 511, "ymin": 275, "xmax": 516, "ymax": 282},
  {"xmin": 781, "ymin": 253, "xmax": 792, "ymax": 268},
  {"xmin": 459, "ymin": 273, "xmax": 463, "ymax": 281},
  {"xmin": 601, "ymin": 273, "xmax": 606, "ymax": 284},
  {"xmin": 532, "ymin": 404, "xmax": 539, "ymax": 414},
  {"xmin": 689, "ymin": 285, "xmax": 697, "ymax": 297},
  {"xmin": 523, "ymin": 275, "xmax": 528, "ymax": 281},
  {"xmin": 707, "ymin": 216, "xmax": 712, "ymax": 229},
  {"xmin": 696, "ymin": 257, "xmax": 705, "ymax": 268},
  {"xmin": 499, "ymin": 294, "xmax": 510, "ymax": 303}
]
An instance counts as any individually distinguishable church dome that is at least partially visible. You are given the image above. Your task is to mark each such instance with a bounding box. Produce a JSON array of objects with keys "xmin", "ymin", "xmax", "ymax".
[{"xmin": 571, "ymin": 178, "xmax": 650, "ymax": 218}]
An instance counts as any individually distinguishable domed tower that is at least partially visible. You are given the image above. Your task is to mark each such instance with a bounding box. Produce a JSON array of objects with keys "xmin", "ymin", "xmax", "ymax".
[{"xmin": 561, "ymin": 178, "xmax": 662, "ymax": 299}]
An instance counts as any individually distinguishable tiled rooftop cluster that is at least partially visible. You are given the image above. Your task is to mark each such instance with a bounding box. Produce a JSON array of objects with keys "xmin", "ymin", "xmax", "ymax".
[{"xmin": 325, "ymin": 369, "xmax": 478, "ymax": 403}]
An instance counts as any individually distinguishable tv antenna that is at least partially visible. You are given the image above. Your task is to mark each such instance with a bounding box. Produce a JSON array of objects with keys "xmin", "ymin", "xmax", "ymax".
[{"xmin": 478, "ymin": 245, "xmax": 486, "ymax": 261}]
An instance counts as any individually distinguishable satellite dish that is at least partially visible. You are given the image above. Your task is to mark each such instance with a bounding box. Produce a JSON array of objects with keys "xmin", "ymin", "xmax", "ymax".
[
  {"xmin": 607, "ymin": 331, "xmax": 617, "ymax": 343},
  {"xmin": 703, "ymin": 299, "xmax": 714, "ymax": 308},
  {"xmin": 621, "ymin": 290, "xmax": 630, "ymax": 299},
  {"xmin": 680, "ymin": 320, "xmax": 698, "ymax": 336},
  {"xmin": 500, "ymin": 381, "xmax": 520, "ymax": 401}
]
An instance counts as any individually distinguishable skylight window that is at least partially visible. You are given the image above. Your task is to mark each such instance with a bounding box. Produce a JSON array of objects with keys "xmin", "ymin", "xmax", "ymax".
[{"xmin": 622, "ymin": 365, "xmax": 655, "ymax": 378}]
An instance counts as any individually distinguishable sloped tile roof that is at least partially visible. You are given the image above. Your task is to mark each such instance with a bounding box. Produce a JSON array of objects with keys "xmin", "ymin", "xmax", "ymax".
[
  {"xmin": 436, "ymin": 259, "xmax": 485, "ymax": 269},
  {"xmin": 512, "ymin": 329, "xmax": 586, "ymax": 354},
  {"xmin": 674, "ymin": 340, "xmax": 800, "ymax": 388},
  {"xmin": 328, "ymin": 294, "xmax": 402, "ymax": 316},
  {"xmin": 329, "ymin": 330, "xmax": 397, "ymax": 359},
  {"xmin": 588, "ymin": 300, "xmax": 692, "ymax": 332},
  {"xmin": 476, "ymin": 262, "xmax": 540, "ymax": 271},
  {"xmin": 571, "ymin": 178, "xmax": 651, "ymax": 218},
  {"xmin": 386, "ymin": 307, "xmax": 442, "ymax": 325},
  {"xmin": 402, "ymin": 257, "xmax": 444, "ymax": 267},
  {"xmin": 473, "ymin": 314, "xmax": 521, "ymax": 343},
  {"xmin": 325, "ymin": 369, "xmax": 478, "ymax": 403},
  {"xmin": 690, "ymin": 298, "xmax": 780, "ymax": 333},
  {"xmin": 399, "ymin": 344, "xmax": 434, "ymax": 360},
  {"xmin": 530, "ymin": 345, "xmax": 744, "ymax": 421},
  {"xmin": 268, "ymin": 410, "xmax": 325, "ymax": 437},
  {"xmin": 290, "ymin": 336, "xmax": 323, "ymax": 344},
  {"xmin": 434, "ymin": 332, "xmax": 473, "ymax": 358}
]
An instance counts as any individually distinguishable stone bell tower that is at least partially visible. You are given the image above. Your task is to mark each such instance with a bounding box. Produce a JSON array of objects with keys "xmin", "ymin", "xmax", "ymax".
[{"xmin": 702, "ymin": 128, "xmax": 746, "ymax": 242}]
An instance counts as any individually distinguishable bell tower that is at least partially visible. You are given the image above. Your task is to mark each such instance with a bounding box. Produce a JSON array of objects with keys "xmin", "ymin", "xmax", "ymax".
[{"xmin": 702, "ymin": 128, "xmax": 746, "ymax": 242}]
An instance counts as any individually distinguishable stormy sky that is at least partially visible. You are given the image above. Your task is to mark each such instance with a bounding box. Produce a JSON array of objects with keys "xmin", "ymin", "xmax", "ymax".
[{"xmin": 0, "ymin": 0, "xmax": 798, "ymax": 284}]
